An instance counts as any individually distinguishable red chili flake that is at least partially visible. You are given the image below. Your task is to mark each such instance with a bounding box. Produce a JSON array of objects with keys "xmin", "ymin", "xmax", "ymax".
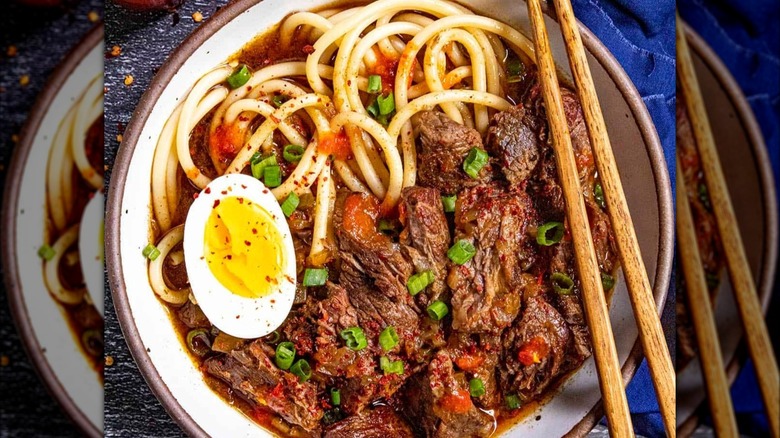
[
  {"xmin": 241, "ymin": 184, "xmax": 247, "ymax": 189},
  {"xmin": 262, "ymin": 189, "xmax": 269, "ymax": 194},
  {"xmin": 270, "ymin": 299, "xmax": 276, "ymax": 304},
  {"xmin": 205, "ymin": 187, "xmax": 211, "ymax": 194},
  {"xmin": 238, "ymin": 197, "xmax": 244, "ymax": 204},
  {"xmin": 221, "ymin": 190, "xmax": 228, "ymax": 195},
  {"xmin": 252, "ymin": 228, "xmax": 257, "ymax": 234},
  {"xmin": 226, "ymin": 255, "xmax": 232, "ymax": 260},
  {"xmin": 302, "ymin": 44, "xmax": 315, "ymax": 55},
  {"xmin": 213, "ymin": 200, "xmax": 220, "ymax": 208},
  {"xmin": 270, "ymin": 115, "xmax": 281, "ymax": 124},
  {"xmin": 236, "ymin": 315, "xmax": 240, "ymax": 319},
  {"xmin": 244, "ymin": 240, "xmax": 251, "ymax": 246},
  {"xmin": 193, "ymin": 193, "xmax": 199, "ymax": 199},
  {"xmin": 265, "ymin": 275, "xmax": 271, "ymax": 282}
]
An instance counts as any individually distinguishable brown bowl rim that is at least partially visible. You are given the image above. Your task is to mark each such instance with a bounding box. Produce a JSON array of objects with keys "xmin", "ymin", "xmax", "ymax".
[{"xmin": 104, "ymin": 2, "xmax": 674, "ymax": 436}]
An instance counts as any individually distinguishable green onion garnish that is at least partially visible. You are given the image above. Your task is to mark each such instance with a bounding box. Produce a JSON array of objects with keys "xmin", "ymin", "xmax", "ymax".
[
  {"xmin": 340, "ymin": 327, "xmax": 368, "ymax": 351},
  {"xmin": 330, "ymin": 388, "xmax": 341, "ymax": 406},
  {"xmin": 37, "ymin": 244, "xmax": 55, "ymax": 261},
  {"xmin": 302, "ymin": 268, "xmax": 328, "ymax": 287},
  {"xmin": 463, "ymin": 147, "xmax": 489, "ymax": 179},
  {"xmin": 379, "ymin": 356, "xmax": 404, "ymax": 375},
  {"xmin": 227, "ymin": 64, "xmax": 251, "ymax": 89},
  {"xmin": 280, "ymin": 192, "xmax": 300, "ymax": 218},
  {"xmin": 379, "ymin": 326, "xmax": 399, "ymax": 351},
  {"xmin": 272, "ymin": 94, "xmax": 288, "ymax": 108},
  {"xmin": 367, "ymin": 100, "xmax": 380, "ymax": 118},
  {"xmin": 469, "ymin": 378, "xmax": 485, "ymax": 397},
  {"xmin": 407, "ymin": 270, "xmax": 434, "ymax": 296},
  {"xmin": 426, "ymin": 300, "xmax": 449, "ymax": 321},
  {"xmin": 441, "ymin": 194, "xmax": 457, "ymax": 213},
  {"xmin": 378, "ymin": 218, "xmax": 398, "ymax": 233},
  {"xmin": 142, "ymin": 244, "xmax": 161, "ymax": 261},
  {"xmin": 594, "ymin": 182, "xmax": 606, "ymax": 210},
  {"xmin": 290, "ymin": 358, "xmax": 312, "ymax": 382},
  {"xmin": 375, "ymin": 113, "xmax": 390, "ymax": 127},
  {"xmin": 706, "ymin": 272, "xmax": 720, "ymax": 290},
  {"xmin": 283, "ymin": 144, "xmax": 305, "ymax": 162},
  {"xmin": 601, "ymin": 272, "xmax": 615, "ymax": 291},
  {"xmin": 266, "ymin": 330, "xmax": 280, "ymax": 344},
  {"xmin": 186, "ymin": 328, "xmax": 211, "ymax": 357},
  {"xmin": 507, "ymin": 58, "xmax": 523, "ymax": 77},
  {"xmin": 698, "ymin": 183, "xmax": 711, "ymax": 210},
  {"xmin": 505, "ymin": 394, "xmax": 522, "ymax": 410},
  {"xmin": 250, "ymin": 154, "xmax": 277, "ymax": 180},
  {"xmin": 551, "ymin": 272, "xmax": 574, "ymax": 295},
  {"xmin": 263, "ymin": 165, "xmax": 282, "ymax": 188},
  {"xmin": 377, "ymin": 93, "xmax": 395, "ymax": 116},
  {"xmin": 367, "ymin": 75, "xmax": 382, "ymax": 94},
  {"xmin": 447, "ymin": 240, "xmax": 476, "ymax": 265},
  {"xmin": 536, "ymin": 221, "xmax": 565, "ymax": 246},
  {"xmin": 275, "ymin": 341, "xmax": 296, "ymax": 370}
]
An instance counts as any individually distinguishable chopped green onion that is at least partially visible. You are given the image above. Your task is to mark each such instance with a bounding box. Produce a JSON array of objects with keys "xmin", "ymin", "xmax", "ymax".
[
  {"xmin": 186, "ymin": 329, "xmax": 211, "ymax": 357},
  {"xmin": 251, "ymin": 154, "xmax": 277, "ymax": 180},
  {"xmin": 469, "ymin": 378, "xmax": 486, "ymax": 397},
  {"xmin": 227, "ymin": 64, "xmax": 251, "ymax": 89},
  {"xmin": 340, "ymin": 327, "xmax": 368, "ymax": 351},
  {"xmin": 263, "ymin": 165, "xmax": 282, "ymax": 188},
  {"xmin": 505, "ymin": 394, "xmax": 522, "ymax": 410},
  {"xmin": 551, "ymin": 272, "xmax": 574, "ymax": 295},
  {"xmin": 536, "ymin": 221, "xmax": 565, "ymax": 246},
  {"xmin": 379, "ymin": 356, "xmax": 404, "ymax": 375},
  {"xmin": 275, "ymin": 342, "xmax": 296, "ymax": 370},
  {"xmin": 698, "ymin": 183, "xmax": 711, "ymax": 210},
  {"xmin": 378, "ymin": 219, "xmax": 398, "ymax": 233},
  {"xmin": 379, "ymin": 326, "xmax": 399, "ymax": 351},
  {"xmin": 426, "ymin": 300, "xmax": 449, "ymax": 321},
  {"xmin": 367, "ymin": 100, "xmax": 380, "ymax": 118},
  {"xmin": 290, "ymin": 358, "xmax": 312, "ymax": 382},
  {"xmin": 507, "ymin": 58, "xmax": 523, "ymax": 77},
  {"xmin": 377, "ymin": 93, "xmax": 395, "ymax": 115},
  {"xmin": 441, "ymin": 195, "xmax": 457, "ymax": 213},
  {"xmin": 594, "ymin": 182, "xmax": 606, "ymax": 210},
  {"xmin": 142, "ymin": 244, "xmax": 161, "ymax": 261},
  {"xmin": 367, "ymin": 75, "xmax": 382, "ymax": 94},
  {"xmin": 407, "ymin": 270, "xmax": 434, "ymax": 296},
  {"xmin": 283, "ymin": 144, "xmax": 305, "ymax": 162},
  {"xmin": 447, "ymin": 240, "xmax": 476, "ymax": 265},
  {"xmin": 37, "ymin": 244, "xmax": 55, "ymax": 261},
  {"xmin": 706, "ymin": 271, "xmax": 720, "ymax": 290},
  {"xmin": 280, "ymin": 192, "xmax": 300, "ymax": 218},
  {"xmin": 463, "ymin": 147, "xmax": 489, "ymax": 179},
  {"xmin": 265, "ymin": 330, "xmax": 280, "ymax": 344},
  {"xmin": 272, "ymin": 94, "xmax": 288, "ymax": 108},
  {"xmin": 375, "ymin": 113, "xmax": 390, "ymax": 127},
  {"xmin": 302, "ymin": 268, "xmax": 328, "ymax": 287},
  {"xmin": 330, "ymin": 388, "xmax": 341, "ymax": 406},
  {"xmin": 507, "ymin": 75, "xmax": 524, "ymax": 84},
  {"xmin": 601, "ymin": 272, "xmax": 615, "ymax": 291}
]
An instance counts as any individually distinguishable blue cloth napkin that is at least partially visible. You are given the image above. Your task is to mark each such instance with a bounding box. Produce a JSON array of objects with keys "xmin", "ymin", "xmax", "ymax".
[
  {"xmin": 679, "ymin": 1, "xmax": 779, "ymax": 437},
  {"xmin": 571, "ymin": 1, "xmax": 676, "ymax": 437}
]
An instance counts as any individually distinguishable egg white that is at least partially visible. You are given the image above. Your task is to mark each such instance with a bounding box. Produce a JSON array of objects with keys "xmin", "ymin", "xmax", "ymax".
[{"xmin": 183, "ymin": 174, "xmax": 296, "ymax": 339}]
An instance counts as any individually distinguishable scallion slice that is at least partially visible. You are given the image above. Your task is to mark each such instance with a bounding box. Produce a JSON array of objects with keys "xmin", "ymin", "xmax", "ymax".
[
  {"xmin": 367, "ymin": 100, "xmax": 380, "ymax": 118},
  {"xmin": 186, "ymin": 329, "xmax": 211, "ymax": 357},
  {"xmin": 250, "ymin": 154, "xmax": 277, "ymax": 180},
  {"xmin": 272, "ymin": 94, "xmax": 288, "ymax": 108},
  {"xmin": 283, "ymin": 144, "xmax": 305, "ymax": 162},
  {"xmin": 330, "ymin": 388, "xmax": 341, "ymax": 406},
  {"xmin": 536, "ymin": 221, "xmax": 564, "ymax": 246},
  {"xmin": 379, "ymin": 356, "xmax": 404, "ymax": 375},
  {"xmin": 263, "ymin": 165, "xmax": 282, "ymax": 188},
  {"xmin": 227, "ymin": 64, "xmax": 251, "ymax": 89},
  {"xmin": 378, "ymin": 219, "xmax": 398, "ymax": 233},
  {"xmin": 379, "ymin": 326, "xmax": 399, "ymax": 351},
  {"xmin": 340, "ymin": 327, "xmax": 368, "ymax": 351},
  {"xmin": 601, "ymin": 272, "xmax": 615, "ymax": 291},
  {"xmin": 290, "ymin": 358, "xmax": 312, "ymax": 382},
  {"xmin": 551, "ymin": 272, "xmax": 574, "ymax": 295},
  {"xmin": 594, "ymin": 182, "xmax": 606, "ymax": 210},
  {"xmin": 698, "ymin": 183, "xmax": 711, "ymax": 210},
  {"xmin": 367, "ymin": 75, "xmax": 382, "ymax": 94},
  {"xmin": 441, "ymin": 194, "xmax": 457, "ymax": 213},
  {"xmin": 37, "ymin": 244, "xmax": 55, "ymax": 261},
  {"xmin": 447, "ymin": 240, "xmax": 476, "ymax": 265},
  {"xmin": 469, "ymin": 378, "xmax": 485, "ymax": 397},
  {"xmin": 505, "ymin": 394, "xmax": 522, "ymax": 410},
  {"xmin": 377, "ymin": 93, "xmax": 395, "ymax": 115},
  {"xmin": 142, "ymin": 244, "xmax": 161, "ymax": 261},
  {"xmin": 280, "ymin": 192, "xmax": 300, "ymax": 218},
  {"xmin": 463, "ymin": 147, "xmax": 489, "ymax": 179},
  {"xmin": 426, "ymin": 300, "xmax": 449, "ymax": 321},
  {"xmin": 275, "ymin": 341, "xmax": 296, "ymax": 370},
  {"xmin": 407, "ymin": 270, "xmax": 434, "ymax": 296},
  {"xmin": 302, "ymin": 268, "xmax": 328, "ymax": 287}
]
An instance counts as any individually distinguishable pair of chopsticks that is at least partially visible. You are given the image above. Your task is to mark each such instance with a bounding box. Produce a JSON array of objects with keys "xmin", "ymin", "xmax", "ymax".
[
  {"xmin": 527, "ymin": 0, "xmax": 676, "ymax": 436},
  {"xmin": 676, "ymin": 15, "xmax": 780, "ymax": 438}
]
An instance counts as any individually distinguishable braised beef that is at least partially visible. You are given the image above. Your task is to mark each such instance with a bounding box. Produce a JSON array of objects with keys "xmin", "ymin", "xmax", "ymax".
[
  {"xmin": 325, "ymin": 406, "xmax": 415, "ymax": 438},
  {"xmin": 446, "ymin": 332, "xmax": 502, "ymax": 410},
  {"xmin": 448, "ymin": 184, "xmax": 537, "ymax": 333},
  {"xmin": 417, "ymin": 111, "xmax": 491, "ymax": 195},
  {"xmin": 486, "ymin": 105, "xmax": 540, "ymax": 185},
  {"xmin": 204, "ymin": 342, "xmax": 323, "ymax": 431},
  {"xmin": 177, "ymin": 301, "xmax": 209, "ymax": 329},
  {"xmin": 499, "ymin": 295, "xmax": 571, "ymax": 400}
]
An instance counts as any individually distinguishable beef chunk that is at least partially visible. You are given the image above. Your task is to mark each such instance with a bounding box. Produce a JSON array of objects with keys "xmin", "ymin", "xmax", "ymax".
[
  {"xmin": 448, "ymin": 185, "xmax": 537, "ymax": 333},
  {"xmin": 325, "ymin": 406, "xmax": 415, "ymax": 438},
  {"xmin": 402, "ymin": 350, "xmax": 494, "ymax": 438},
  {"xmin": 486, "ymin": 105, "xmax": 541, "ymax": 185},
  {"xmin": 177, "ymin": 301, "xmax": 209, "ymax": 329},
  {"xmin": 204, "ymin": 342, "xmax": 323, "ymax": 431},
  {"xmin": 446, "ymin": 332, "xmax": 502, "ymax": 410},
  {"xmin": 399, "ymin": 186, "xmax": 451, "ymax": 305},
  {"xmin": 526, "ymin": 146, "xmax": 565, "ymax": 222},
  {"xmin": 499, "ymin": 296, "xmax": 571, "ymax": 401},
  {"xmin": 417, "ymin": 111, "xmax": 491, "ymax": 194}
]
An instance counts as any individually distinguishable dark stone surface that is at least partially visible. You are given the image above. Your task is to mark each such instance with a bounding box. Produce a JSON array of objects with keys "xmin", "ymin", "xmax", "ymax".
[
  {"xmin": 0, "ymin": 2, "xmax": 103, "ymax": 437},
  {"xmin": 103, "ymin": 1, "xmax": 226, "ymax": 437}
]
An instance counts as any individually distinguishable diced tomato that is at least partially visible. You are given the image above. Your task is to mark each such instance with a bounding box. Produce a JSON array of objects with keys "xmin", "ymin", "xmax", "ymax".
[
  {"xmin": 210, "ymin": 123, "xmax": 244, "ymax": 162},
  {"xmin": 318, "ymin": 130, "xmax": 352, "ymax": 161},
  {"xmin": 517, "ymin": 336, "xmax": 549, "ymax": 366},
  {"xmin": 439, "ymin": 389, "xmax": 473, "ymax": 413},
  {"xmin": 369, "ymin": 50, "xmax": 399, "ymax": 95},
  {"xmin": 454, "ymin": 353, "xmax": 485, "ymax": 372},
  {"xmin": 342, "ymin": 193, "xmax": 388, "ymax": 248}
]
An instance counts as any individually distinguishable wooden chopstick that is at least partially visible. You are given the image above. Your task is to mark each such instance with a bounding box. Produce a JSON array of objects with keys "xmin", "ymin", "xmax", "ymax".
[
  {"xmin": 526, "ymin": 1, "xmax": 633, "ymax": 436},
  {"xmin": 676, "ymin": 15, "xmax": 780, "ymax": 437},
  {"xmin": 550, "ymin": 1, "xmax": 676, "ymax": 435},
  {"xmin": 676, "ymin": 154, "xmax": 739, "ymax": 436}
]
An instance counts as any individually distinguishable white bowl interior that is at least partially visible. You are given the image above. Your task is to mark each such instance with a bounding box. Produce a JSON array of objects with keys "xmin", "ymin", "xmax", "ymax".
[{"xmin": 114, "ymin": 1, "xmax": 667, "ymax": 436}]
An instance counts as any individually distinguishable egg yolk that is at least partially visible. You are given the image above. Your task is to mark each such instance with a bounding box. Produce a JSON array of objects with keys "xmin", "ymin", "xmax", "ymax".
[{"xmin": 204, "ymin": 196, "xmax": 284, "ymax": 298}]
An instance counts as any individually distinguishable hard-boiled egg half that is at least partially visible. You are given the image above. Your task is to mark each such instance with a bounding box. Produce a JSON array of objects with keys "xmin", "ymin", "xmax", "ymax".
[{"xmin": 183, "ymin": 174, "xmax": 296, "ymax": 339}]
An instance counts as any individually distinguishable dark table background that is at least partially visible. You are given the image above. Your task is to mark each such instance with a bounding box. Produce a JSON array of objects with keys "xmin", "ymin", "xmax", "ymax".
[{"xmin": 0, "ymin": 1, "xmax": 104, "ymax": 437}]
